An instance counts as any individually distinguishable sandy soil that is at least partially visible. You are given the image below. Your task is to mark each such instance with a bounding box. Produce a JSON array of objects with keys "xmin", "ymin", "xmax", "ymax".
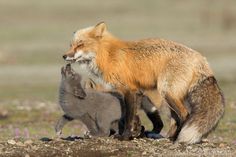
[{"xmin": 0, "ymin": 137, "xmax": 235, "ymax": 157}]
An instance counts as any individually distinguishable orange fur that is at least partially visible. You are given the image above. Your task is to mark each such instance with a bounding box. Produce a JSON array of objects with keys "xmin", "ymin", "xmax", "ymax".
[
  {"xmin": 63, "ymin": 22, "xmax": 222, "ymax": 143},
  {"xmin": 64, "ymin": 22, "xmax": 213, "ymax": 114},
  {"xmin": 64, "ymin": 22, "xmax": 214, "ymax": 110}
]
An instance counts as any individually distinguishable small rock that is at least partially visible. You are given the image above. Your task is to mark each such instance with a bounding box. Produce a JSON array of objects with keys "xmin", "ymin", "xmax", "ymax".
[
  {"xmin": 0, "ymin": 108, "xmax": 8, "ymax": 119},
  {"xmin": 24, "ymin": 140, "xmax": 33, "ymax": 145},
  {"xmin": 7, "ymin": 139, "xmax": 16, "ymax": 145},
  {"xmin": 142, "ymin": 151, "xmax": 147, "ymax": 155},
  {"xmin": 25, "ymin": 154, "xmax": 30, "ymax": 157},
  {"xmin": 169, "ymin": 144, "xmax": 179, "ymax": 150},
  {"xmin": 31, "ymin": 146, "xmax": 38, "ymax": 150},
  {"xmin": 219, "ymin": 143, "xmax": 225, "ymax": 148},
  {"xmin": 16, "ymin": 141, "xmax": 25, "ymax": 147},
  {"xmin": 187, "ymin": 146, "xmax": 192, "ymax": 149},
  {"xmin": 230, "ymin": 102, "xmax": 236, "ymax": 109},
  {"xmin": 202, "ymin": 138, "xmax": 209, "ymax": 143}
]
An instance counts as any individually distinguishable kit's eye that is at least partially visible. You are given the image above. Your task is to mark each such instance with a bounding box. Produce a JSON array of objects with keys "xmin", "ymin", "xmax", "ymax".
[{"xmin": 70, "ymin": 43, "xmax": 72, "ymax": 48}]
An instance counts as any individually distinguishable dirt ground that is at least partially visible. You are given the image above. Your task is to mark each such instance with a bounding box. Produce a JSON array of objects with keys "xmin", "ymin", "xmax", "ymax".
[
  {"xmin": 0, "ymin": 137, "xmax": 235, "ymax": 157},
  {"xmin": 0, "ymin": 99, "xmax": 235, "ymax": 157}
]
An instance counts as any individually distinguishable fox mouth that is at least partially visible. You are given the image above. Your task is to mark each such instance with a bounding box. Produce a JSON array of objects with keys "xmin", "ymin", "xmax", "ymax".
[
  {"xmin": 64, "ymin": 51, "xmax": 95, "ymax": 64},
  {"xmin": 77, "ymin": 59, "xmax": 91, "ymax": 64},
  {"xmin": 74, "ymin": 55, "xmax": 92, "ymax": 64},
  {"xmin": 65, "ymin": 58, "xmax": 91, "ymax": 64}
]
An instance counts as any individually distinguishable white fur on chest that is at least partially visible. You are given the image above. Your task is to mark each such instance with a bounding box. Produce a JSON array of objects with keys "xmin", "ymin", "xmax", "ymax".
[{"xmin": 75, "ymin": 60, "xmax": 114, "ymax": 90}]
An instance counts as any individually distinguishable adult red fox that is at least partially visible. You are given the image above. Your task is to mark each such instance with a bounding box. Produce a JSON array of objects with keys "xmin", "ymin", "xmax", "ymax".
[{"xmin": 63, "ymin": 22, "xmax": 225, "ymax": 144}]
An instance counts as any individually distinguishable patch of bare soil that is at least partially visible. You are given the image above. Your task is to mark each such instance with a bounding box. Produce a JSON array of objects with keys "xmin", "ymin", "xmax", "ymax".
[{"xmin": 0, "ymin": 137, "xmax": 235, "ymax": 157}]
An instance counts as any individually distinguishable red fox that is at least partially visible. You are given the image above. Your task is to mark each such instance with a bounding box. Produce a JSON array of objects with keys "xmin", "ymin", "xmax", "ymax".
[{"xmin": 63, "ymin": 22, "xmax": 225, "ymax": 144}]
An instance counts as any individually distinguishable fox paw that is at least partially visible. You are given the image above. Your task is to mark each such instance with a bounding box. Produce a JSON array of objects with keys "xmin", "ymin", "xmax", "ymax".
[
  {"xmin": 144, "ymin": 131, "xmax": 163, "ymax": 139},
  {"xmin": 114, "ymin": 130, "xmax": 133, "ymax": 141}
]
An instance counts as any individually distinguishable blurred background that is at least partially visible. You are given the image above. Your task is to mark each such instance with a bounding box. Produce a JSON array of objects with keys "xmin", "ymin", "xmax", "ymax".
[{"xmin": 0, "ymin": 0, "xmax": 235, "ymax": 142}]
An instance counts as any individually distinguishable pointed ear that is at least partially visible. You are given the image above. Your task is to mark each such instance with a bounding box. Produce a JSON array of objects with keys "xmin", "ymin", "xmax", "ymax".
[
  {"xmin": 84, "ymin": 79, "xmax": 96, "ymax": 89},
  {"xmin": 92, "ymin": 22, "xmax": 107, "ymax": 38}
]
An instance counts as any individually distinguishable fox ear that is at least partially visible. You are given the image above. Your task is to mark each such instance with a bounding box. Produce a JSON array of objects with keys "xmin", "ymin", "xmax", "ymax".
[{"xmin": 92, "ymin": 22, "xmax": 107, "ymax": 38}]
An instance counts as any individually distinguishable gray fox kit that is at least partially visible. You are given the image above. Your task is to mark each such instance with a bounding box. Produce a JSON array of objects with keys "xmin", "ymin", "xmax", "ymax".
[{"xmin": 56, "ymin": 64, "xmax": 123, "ymax": 137}]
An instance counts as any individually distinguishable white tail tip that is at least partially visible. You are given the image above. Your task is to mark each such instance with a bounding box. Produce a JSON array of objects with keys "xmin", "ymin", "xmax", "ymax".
[{"xmin": 176, "ymin": 125, "xmax": 202, "ymax": 144}]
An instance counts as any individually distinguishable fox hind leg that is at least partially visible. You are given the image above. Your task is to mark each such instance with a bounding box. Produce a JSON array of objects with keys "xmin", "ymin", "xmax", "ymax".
[
  {"xmin": 166, "ymin": 110, "xmax": 183, "ymax": 140},
  {"xmin": 165, "ymin": 94, "xmax": 189, "ymax": 140}
]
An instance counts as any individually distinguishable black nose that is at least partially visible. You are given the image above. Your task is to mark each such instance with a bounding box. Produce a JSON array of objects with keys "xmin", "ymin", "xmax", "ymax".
[{"xmin": 63, "ymin": 55, "xmax": 67, "ymax": 60}]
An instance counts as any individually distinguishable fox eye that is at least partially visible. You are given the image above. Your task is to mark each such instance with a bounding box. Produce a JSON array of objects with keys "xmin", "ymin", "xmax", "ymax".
[
  {"xmin": 76, "ymin": 42, "xmax": 84, "ymax": 48},
  {"xmin": 78, "ymin": 43, "xmax": 84, "ymax": 47}
]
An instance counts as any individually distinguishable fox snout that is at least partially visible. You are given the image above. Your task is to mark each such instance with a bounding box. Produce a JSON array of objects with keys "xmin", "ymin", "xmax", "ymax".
[
  {"xmin": 62, "ymin": 51, "xmax": 81, "ymax": 62},
  {"xmin": 63, "ymin": 47, "xmax": 77, "ymax": 61},
  {"xmin": 63, "ymin": 55, "xmax": 67, "ymax": 60},
  {"xmin": 62, "ymin": 54, "xmax": 75, "ymax": 61}
]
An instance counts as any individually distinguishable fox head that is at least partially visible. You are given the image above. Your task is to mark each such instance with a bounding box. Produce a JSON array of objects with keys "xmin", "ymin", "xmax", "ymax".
[
  {"xmin": 63, "ymin": 22, "xmax": 107, "ymax": 64},
  {"xmin": 61, "ymin": 64, "xmax": 86, "ymax": 98}
]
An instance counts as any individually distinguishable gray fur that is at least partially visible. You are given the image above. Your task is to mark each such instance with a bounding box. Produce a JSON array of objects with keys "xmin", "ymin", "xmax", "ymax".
[{"xmin": 55, "ymin": 64, "xmax": 122, "ymax": 137}]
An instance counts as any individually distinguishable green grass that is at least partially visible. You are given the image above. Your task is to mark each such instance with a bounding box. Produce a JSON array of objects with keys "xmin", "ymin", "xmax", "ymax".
[{"xmin": 0, "ymin": 101, "xmax": 87, "ymax": 141}]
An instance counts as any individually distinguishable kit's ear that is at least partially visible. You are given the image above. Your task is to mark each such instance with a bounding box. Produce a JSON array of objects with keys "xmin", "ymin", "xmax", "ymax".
[
  {"xmin": 84, "ymin": 79, "xmax": 96, "ymax": 89},
  {"xmin": 92, "ymin": 22, "xmax": 107, "ymax": 38}
]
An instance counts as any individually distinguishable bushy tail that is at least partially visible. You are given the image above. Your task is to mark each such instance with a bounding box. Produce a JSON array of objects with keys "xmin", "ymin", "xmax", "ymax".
[{"xmin": 176, "ymin": 76, "xmax": 225, "ymax": 144}]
